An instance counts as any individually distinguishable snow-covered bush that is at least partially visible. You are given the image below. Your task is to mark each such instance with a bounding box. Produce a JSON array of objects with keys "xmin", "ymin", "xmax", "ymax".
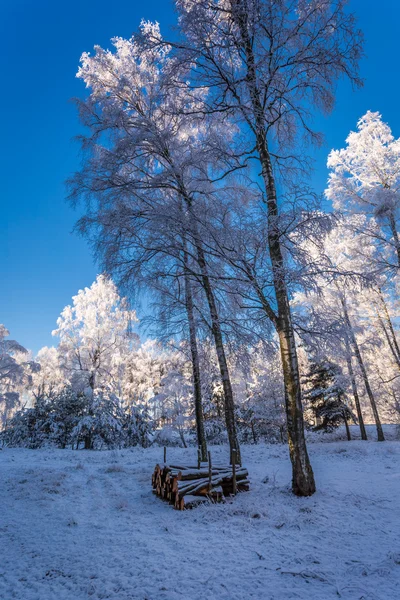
[
  {"xmin": 0, "ymin": 387, "xmax": 154, "ymax": 450},
  {"xmin": 0, "ymin": 397, "xmax": 52, "ymax": 448}
]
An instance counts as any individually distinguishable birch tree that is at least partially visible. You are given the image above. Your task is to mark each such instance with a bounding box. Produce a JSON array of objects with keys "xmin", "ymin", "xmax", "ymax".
[
  {"xmin": 158, "ymin": 0, "xmax": 363, "ymax": 495},
  {"xmin": 71, "ymin": 27, "xmax": 241, "ymax": 461}
]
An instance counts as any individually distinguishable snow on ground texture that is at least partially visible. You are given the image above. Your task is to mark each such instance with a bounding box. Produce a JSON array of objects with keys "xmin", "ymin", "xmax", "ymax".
[{"xmin": 1, "ymin": 437, "xmax": 399, "ymax": 600}]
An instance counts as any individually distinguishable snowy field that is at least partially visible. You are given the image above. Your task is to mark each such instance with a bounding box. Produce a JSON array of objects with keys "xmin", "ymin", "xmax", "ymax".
[{"xmin": 1, "ymin": 431, "xmax": 400, "ymax": 600}]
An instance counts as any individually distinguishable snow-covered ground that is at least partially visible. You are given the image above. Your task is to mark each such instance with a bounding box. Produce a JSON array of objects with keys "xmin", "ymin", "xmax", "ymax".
[{"xmin": 1, "ymin": 430, "xmax": 399, "ymax": 600}]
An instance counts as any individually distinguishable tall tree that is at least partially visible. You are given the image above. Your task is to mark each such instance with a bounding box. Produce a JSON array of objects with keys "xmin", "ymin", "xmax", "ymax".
[
  {"xmin": 71, "ymin": 27, "xmax": 241, "ymax": 462},
  {"xmin": 165, "ymin": 0, "xmax": 363, "ymax": 495},
  {"xmin": 327, "ymin": 111, "xmax": 400, "ymax": 271}
]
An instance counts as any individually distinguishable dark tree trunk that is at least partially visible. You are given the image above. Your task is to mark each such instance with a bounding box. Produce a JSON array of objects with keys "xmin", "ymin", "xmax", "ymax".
[
  {"xmin": 388, "ymin": 211, "xmax": 400, "ymax": 268},
  {"xmin": 179, "ymin": 428, "xmax": 188, "ymax": 448},
  {"xmin": 377, "ymin": 288, "xmax": 400, "ymax": 368},
  {"xmin": 344, "ymin": 337, "xmax": 367, "ymax": 440},
  {"xmin": 181, "ymin": 191, "xmax": 241, "ymax": 465},
  {"xmin": 194, "ymin": 239, "xmax": 241, "ymax": 465},
  {"xmin": 183, "ymin": 244, "xmax": 208, "ymax": 462},
  {"xmin": 342, "ymin": 297, "xmax": 385, "ymax": 441},
  {"xmin": 232, "ymin": 5, "xmax": 315, "ymax": 495},
  {"xmin": 83, "ymin": 373, "xmax": 96, "ymax": 450},
  {"xmin": 343, "ymin": 412, "xmax": 351, "ymax": 441}
]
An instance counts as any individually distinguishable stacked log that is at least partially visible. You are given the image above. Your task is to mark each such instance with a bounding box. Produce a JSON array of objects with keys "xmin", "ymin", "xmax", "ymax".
[{"xmin": 152, "ymin": 462, "xmax": 250, "ymax": 510}]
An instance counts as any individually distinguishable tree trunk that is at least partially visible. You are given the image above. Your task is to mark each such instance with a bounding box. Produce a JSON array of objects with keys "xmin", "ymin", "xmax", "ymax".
[
  {"xmin": 341, "ymin": 297, "xmax": 385, "ymax": 441},
  {"xmin": 380, "ymin": 290, "xmax": 400, "ymax": 358},
  {"xmin": 179, "ymin": 428, "xmax": 188, "ymax": 448},
  {"xmin": 377, "ymin": 288, "xmax": 400, "ymax": 367},
  {"xmin": 276, "ymin": 318, "xmax": 315, "ymax": 496},
  {"xmin": 343, "ymin": 412, "xmax": 351, "ymax": 441},
  {"xmin": 179, "ymin": 188, "xmax": 240, "ymax": 465},
  {"xmin": 344, "ymin": 337, "xmax": 367, "ymax": 440},
  {"xmin": 183, "ymin": 244, "xmax": 208, "ymax": 462},
  {"xmin": 232, "ymin": 6, "xmax": 315, "ymax": 495},
  {"xmin": 388, "ymin": 211, "xmax": 400, "ymax": 268},
  {"xmin": 194, "ymin": 239, "xmax": 241, "ymax": 465},
  {"xmin": 377, "ymin": 313, "xmax": 400, "ymax": 371}
]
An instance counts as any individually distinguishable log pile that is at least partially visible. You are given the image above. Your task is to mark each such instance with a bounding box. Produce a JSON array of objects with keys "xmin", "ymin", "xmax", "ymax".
[{"xmin": 152, "ymin": 461, "xmax": 250, "ymax": 510}]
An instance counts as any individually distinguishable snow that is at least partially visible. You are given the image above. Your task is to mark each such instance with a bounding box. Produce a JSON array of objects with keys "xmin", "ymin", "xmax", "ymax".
[{"xmin": 1, "ymin": 430, "xmax": 400, "ymax": 600}]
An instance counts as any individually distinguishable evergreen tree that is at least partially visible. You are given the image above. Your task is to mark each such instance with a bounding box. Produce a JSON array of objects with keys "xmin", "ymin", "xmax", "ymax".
[{"xmin": 303, "ymin": 361, "xmax": 355, "ymax": 433}]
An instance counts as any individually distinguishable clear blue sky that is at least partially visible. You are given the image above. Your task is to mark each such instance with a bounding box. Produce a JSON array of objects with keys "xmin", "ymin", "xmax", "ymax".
[{"xmin": 1, "ymin": 0, "xmax": 399, "ymax": 355}]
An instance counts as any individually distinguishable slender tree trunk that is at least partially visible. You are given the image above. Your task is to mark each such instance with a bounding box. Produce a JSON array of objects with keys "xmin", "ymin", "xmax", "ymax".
[
  {"xmin": 232, "ymin": 6, "xmax": 315, "ymax": 494},
  {"xmin": 194, "ymin": 239, "xmax": 241, "ymax": 465},
  {"xmin": 179, "ymin": 427, "xmax": 187, "ymax": 448},
  {"xmin": 341, "ymin": 297, "xmax": 385, "ymax": 441},
  {"xmin": 179, "ymin": 188, "xmax": 240, "ymax": 464},
  {"xmin": 388, "ymin": 211, "xmax": 400, "ymax": 268},
  {"xmin": 250, "ymin": 419, "xmax": 257, "ymax": 444},
  {"xmin": 183, "ymin": 244, "xmax": 208, "ymax": 462},
  {"xmin": 376, "ymin": 313, "xmax": 400, "ymax": 371},
  {"xmin": 377, "ymin": 288, "xmax": 400, "ymax": 365},
  {"xmin": 343, "ymin": 412, "xmax": 351, "ymax": 441},
  {"xmin": 344, "ymin": 336, "xmax": 367, "ymax": 440},
  {"xmin": 84, "ymin": 373, "xmax": 95, "ymax": 450}
]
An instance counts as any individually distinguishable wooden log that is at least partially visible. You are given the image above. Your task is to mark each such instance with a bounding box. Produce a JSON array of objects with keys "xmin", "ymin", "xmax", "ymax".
[
  {"xmin": 168, "ymin": 462, "xmax": 228, "ymax": 471},
  {"xmin": 153, "ymin": 461, "xmax": 250, "ymax": 508},
  {"xmin": 152, "ymin": 464, "xmax": 161, "ymax": 488},
  {"xmin": 168, "ymin": 467, "xmax": 245, "ymax": 481},
  {"xmin": 221, "ymin": 479, "xmax": 250, "ymax": 495},
  {"xmin": 177, "ymin": 470, "xmax": 249, "ymax": 498},
  {"xmin": 175, "ymin": 485, "xmax": 225, "ymax": 510},
  {"xmin": 179, "ymin": 495, "xmax": 208, "ymax": 509}
]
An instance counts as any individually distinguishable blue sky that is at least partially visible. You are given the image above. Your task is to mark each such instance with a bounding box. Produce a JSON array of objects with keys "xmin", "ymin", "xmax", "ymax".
[{"xmin": 1, "ymin": 0, "xmax": 399, "ymax": 354}]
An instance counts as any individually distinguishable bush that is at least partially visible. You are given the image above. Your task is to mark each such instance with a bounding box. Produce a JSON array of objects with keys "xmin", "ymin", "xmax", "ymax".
[{"xmin": 0, "ymin": 387, "xmax": 155, "ymax": 450}]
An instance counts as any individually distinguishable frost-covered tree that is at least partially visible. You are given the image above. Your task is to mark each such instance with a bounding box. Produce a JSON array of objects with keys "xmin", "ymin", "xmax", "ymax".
[
  {"xmin": 294, "ymin": 218, "xmax": 387, "ymax": 441},
  {"xmin": 0, "ymin": 325, "xmax": 38, "ymax": 427},
  {"xmin": 327, "ymin": 111, "xmax": 400, "ymax": 271},
  {"xmin": 31, "ymin": 346, "xmax": 65, "ymax": 401},
  {"xmin": 71, "ymin": 25, "xmax": 239, "ymax": 462},
  {"xmin": 118, "ymin": 340, "xmax": 166, "ymax": 409},
  {"xmin": 52, "ymin": 274, "xmax": 137, "ymax": 395},
  {"xmin": 157, "ymin": 0, "xmax": 363, "ymax": 496},
  {"xmin": 233, "ymin": 343, "xmax": 286, "ymax": 444},
  {"xmin": 152, "ymin": 368, "xmax": 193, "ymax": 448},
  {"xmin": 69, "ymin": 2, "xmax": 366, "ymax": 492}
]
